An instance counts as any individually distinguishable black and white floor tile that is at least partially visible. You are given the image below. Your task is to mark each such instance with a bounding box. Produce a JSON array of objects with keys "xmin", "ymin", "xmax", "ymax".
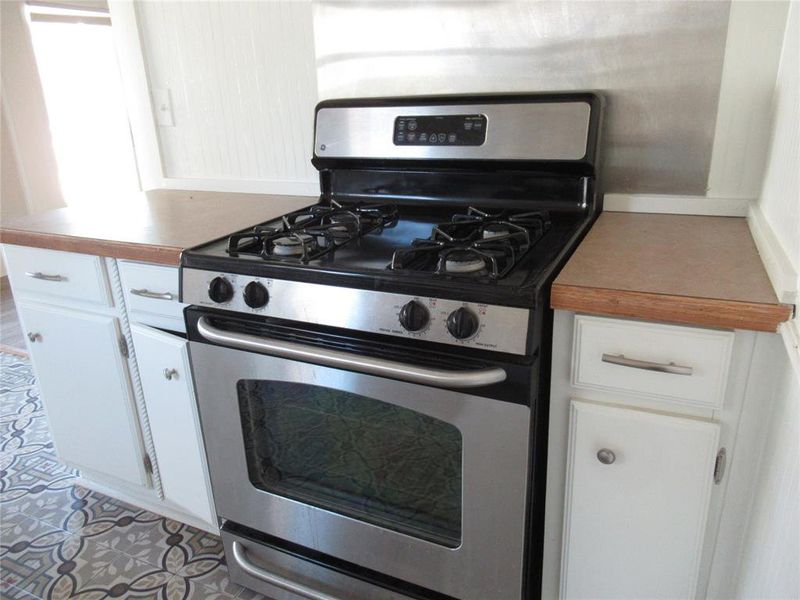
[{"xmin": 0, "ymin": 353, "xmax": 269, "ymax": 599}]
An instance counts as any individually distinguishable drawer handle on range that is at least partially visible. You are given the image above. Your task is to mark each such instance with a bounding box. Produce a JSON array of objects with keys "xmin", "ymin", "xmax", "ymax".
[
  {"xmin": 601, "ymin": 353, "xmax": 693, "ymax": 376},
  {"xmin": 196, "ymin": 316, "xmax": 506, "ymax": 389},
  {"xmin": 130, "ymin": 288, "xmax": 175, "ymax": 301},
  {"xmin": 232, "ymin": 541, "xmax": 339, "ymax": 600},
  {"xmin": 25, "ymin": 271, "xmax": 66, "ymax": 282}
]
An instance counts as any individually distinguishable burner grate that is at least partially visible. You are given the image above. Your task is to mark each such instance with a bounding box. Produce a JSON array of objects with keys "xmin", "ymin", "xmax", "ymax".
[
  {"xmin": 390, "ymin": 207, "xmax": 550, "ymax": 280},
  {"xmin": 226, "ymin": 201, "xmax": 399, "ymax": 263}
]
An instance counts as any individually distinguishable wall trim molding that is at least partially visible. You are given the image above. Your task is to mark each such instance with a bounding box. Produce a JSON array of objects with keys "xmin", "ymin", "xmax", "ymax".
[
  {"xmin": 747, "ymin": 203, "xmax": 799, "ymax": 305},
  {"xmin": 779, "ymin": 321, "xmax": 800, "ymax": 381},
  {"xmin": 603, "ymin": 194, "xmax": 750, "ymax": 217},
  {"xmin": 159, "ymin": 177, "xmax": 319, "ymax": 197}
]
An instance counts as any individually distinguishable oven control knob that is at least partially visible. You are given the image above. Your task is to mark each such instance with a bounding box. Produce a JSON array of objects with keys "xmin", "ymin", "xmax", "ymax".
[
  {"xmin": 208, "ymin": 276, "xmax": 234, "ymax": 303},
  {"xmin": 446, "ymin": 307, "xmax": 479, "ymax": 339},
  {"xmin": 243, "ymin": 281, "xmax": 269, "ymax": 308},
  {"xmin": 399, "ymin": 300, "xmax": 429, "ymax": 332}
]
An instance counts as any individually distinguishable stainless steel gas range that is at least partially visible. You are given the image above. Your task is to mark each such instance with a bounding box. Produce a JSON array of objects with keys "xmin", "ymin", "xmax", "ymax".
[{"xmin": 180, "ymin": 93, "xmax": 603, "ymax": 600}]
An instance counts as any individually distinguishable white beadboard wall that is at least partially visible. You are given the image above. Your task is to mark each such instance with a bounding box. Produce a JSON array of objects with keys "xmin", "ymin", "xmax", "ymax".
[
  {"xmin": 754, "ymin": 3, "xmax": 800, "ymax": 280},
  {"xmin": 733, "ymin": 7, "xmax": 800, "ymax": 598},
  {"xmin": 734, "ymin": 347, "xmax": 800, "ymax": 599},
  {"xmin": 134, "ymin": 0, "xmax": 318, "ymax": 191}
]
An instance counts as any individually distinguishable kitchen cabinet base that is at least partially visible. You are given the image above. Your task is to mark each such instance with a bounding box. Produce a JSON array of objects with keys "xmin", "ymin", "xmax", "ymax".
[{"xmin": 74, "ymin": 473, "xmax": 218, "ymax": 535}]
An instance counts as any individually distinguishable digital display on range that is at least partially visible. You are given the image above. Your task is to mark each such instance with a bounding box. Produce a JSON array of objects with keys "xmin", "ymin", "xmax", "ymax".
[{"xmin": 394, "ymin": 114, "xmax": 487, "ymax": 146}]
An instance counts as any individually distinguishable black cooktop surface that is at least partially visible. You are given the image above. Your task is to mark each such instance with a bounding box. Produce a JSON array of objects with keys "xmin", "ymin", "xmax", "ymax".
[{"xmin": 182, "ymin": 200, "xmax": 592, "ymax": 307}]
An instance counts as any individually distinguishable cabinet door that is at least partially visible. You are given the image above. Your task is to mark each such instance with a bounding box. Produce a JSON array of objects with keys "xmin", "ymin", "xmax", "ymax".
[
  {"xmin": 17, "ymin": 302, "xmax": 147, "ymax": 486},
  {"xmin": 561, "ymin": 400, "xmax": 719, "ymax": 600},
  {"xmin": 131, "ymin": 324, "xmax": 215, "ymax": 526}
]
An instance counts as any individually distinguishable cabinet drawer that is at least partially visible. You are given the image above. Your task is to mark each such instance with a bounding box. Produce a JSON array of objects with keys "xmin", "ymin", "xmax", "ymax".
[
  {"xmin": 3, "ymin": 245, "xmax": 112, "ymax": 307},
  {"xmin": 572, "ymin": 315, "xmax": 733, "ymax": 409},
  {"xmin": 118, "ymin": 261, "xmax": 186, "ymax": 332}
]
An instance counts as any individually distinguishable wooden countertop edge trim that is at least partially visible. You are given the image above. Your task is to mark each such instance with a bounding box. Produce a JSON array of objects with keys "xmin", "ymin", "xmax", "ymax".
[
  {"xmin": 0, "ymin": 229, "xmax": 183, "ymax": 266},
  {"xmin": 551, "ymin": 283, "xmax": 794, "ymax": 333}
]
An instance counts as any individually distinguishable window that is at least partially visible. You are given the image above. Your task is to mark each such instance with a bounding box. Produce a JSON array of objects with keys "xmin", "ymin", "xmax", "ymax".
[{"xmin": 26, "ymin": 2, "xmax": 139, "ymax": 207}]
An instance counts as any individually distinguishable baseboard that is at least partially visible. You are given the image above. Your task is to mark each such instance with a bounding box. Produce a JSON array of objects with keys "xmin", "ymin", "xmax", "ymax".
[
  {"xmin": 779, "ymin": 321, "xmax": 800, "ymax": 381},
  {"xmin": 75, "ymin": 476, "xmax": 219, "ymax": 535},
  {"xmin": 159, "ymin": 177, "xmax": 319, "ymax": 197},
  {"xmin": 603, "ymin": 193, "xmax": 751, "ymax": 216},
  {"xmin": 0, "ymin": 344, "xmax": 28, "ymax": 357},
  {"xmin": 747, "ymin": 204, "xmax": 799, "ymax": 305}
]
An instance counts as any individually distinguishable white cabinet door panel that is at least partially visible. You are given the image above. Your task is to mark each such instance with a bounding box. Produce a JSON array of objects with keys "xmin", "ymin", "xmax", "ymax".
[
  {"xmin": 17, "ymin": 302, "xmax": 146, "ymax": 486},
  {"xmin": 131, "ymin": 324, "xmax": 215, "ymax": 526},
  {"xmin": 561, "ymin": 400, "xmax": 719, "ymax": 599}
]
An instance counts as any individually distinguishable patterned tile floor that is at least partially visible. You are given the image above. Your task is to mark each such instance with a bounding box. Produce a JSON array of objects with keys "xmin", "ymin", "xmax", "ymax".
[{"xmin": 0, "ymin": 352, "xmax": 268, "ymax": 599}]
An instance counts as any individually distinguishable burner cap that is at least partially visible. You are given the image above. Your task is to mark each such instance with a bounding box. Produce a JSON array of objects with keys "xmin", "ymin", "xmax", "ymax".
[
  {"xmin": 272, "ymin": 234, "xmax": 314, "ymax": 256},
  {"xmin": 294, "ymin": 214, "xmax": 316, "ymax": 225},
  {"xmin": 482, "ymin": 223, "xmax": 510, "ymax": 239},
  {"xmin": 444, "ymin": 251, "xmax": 486, "ymax": 274}
]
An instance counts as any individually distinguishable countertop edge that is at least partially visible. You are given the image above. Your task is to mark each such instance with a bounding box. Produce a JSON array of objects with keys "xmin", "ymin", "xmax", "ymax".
[
  {"xmin": 551, "ymin": 282, "xmax": 794, "ymax": 333},
  {"xmin": 0, "ymin": 228, "xmax": 183, "ymax": 266}
]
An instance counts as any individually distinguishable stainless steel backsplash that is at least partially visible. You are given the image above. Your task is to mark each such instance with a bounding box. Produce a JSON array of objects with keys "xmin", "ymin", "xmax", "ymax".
[{"xmin": 313, "ymin": 1, "xmax": 731, "ymax": 194}]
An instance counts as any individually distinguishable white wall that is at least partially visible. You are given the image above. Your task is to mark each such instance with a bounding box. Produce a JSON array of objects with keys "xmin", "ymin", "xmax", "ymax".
[
  {"xmin": 734, "ymin": 344, "xmax": 800, "ymax": 599},
  {"xmin": 733, "ymin": 6, "xmax": 800, "ymax": 598},
  {"xmin": 0, "ymin": 105, "xmax": 28, "ymax": 223},
  {"xmin": 127, "ymin": 0, "xmax": 319, "ymax": 196},
  {"xmin": 707, "ymin": 1, "xmax": 790, "ymax": 199},
  {"xmin": 0, "ymin": 0, "xmax": 64, "ymax": 215},
  {"xmin": 754, "ymin": 3, "xmax": 800, "ymax": 289}
]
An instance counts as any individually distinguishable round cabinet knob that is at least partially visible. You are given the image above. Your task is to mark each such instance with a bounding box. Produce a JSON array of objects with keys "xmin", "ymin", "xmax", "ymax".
[
  {"xmin": 446, "ymin": 307, "xmax": 479, "ymax": 340},
  {"xmin": 399, "ymin": 300, "xmax": 429, "ymax": 332},
  {"xmin": 243, "ymin": 281, "xmax": 269, "ymax": 309},
  {"xmin": 164, "ymin": 368, "xmax": 178, "ymax": 380},
  {"xmin": 208, "ymin": 276, "xmax": 234, "ymax": 303},
  {"xmin": 597, "ymin": 448, "xmax": 616, "ymax": 465}
]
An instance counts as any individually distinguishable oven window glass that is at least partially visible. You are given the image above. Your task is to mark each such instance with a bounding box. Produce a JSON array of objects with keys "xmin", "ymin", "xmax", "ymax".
[{"xmin": 237, "ymin": 380, "xmax": 462, "ymax": 548}]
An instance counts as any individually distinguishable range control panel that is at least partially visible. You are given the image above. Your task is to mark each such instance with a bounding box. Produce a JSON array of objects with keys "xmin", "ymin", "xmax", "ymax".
[
  {"xmin": 182, "ymin": 268, "xmax": 530, "ymax": 356},
  {"xmin": 394, "ymin": 114, "xmax": 487, "ymax": 146}
]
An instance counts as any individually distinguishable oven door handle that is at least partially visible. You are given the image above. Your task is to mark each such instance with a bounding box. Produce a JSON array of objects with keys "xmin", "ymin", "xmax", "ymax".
[
  {"xmin": 197, "ymin": 316, "xmax": 507, "ymax": 388},
  {"xmin": 232, "ymin": 541, "xmax": 339, "ymax": 600}
]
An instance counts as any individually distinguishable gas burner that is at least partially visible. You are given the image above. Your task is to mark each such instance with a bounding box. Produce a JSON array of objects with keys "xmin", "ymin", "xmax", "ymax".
[
  {"xmin": 271, "ymin": 234, "xmax": 315, "ymax": 257},
  {"xmin": 482, "ymin": 223, "xmax": 511, "ymax": 239},
  {"xmin": 389, "ymin": 206, "xmax": 550, "ymax": 280},
  {"xmin": 226, "ymin": 201, "xmax": 399, "ymax": 263},
  {"xmin": 443, "ymin": 250, "xmax": 486, "ymax": 274}
]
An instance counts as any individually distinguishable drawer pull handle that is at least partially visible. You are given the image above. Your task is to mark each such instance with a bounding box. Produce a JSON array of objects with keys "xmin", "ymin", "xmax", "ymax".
[
  {"xmin": 27, "ymin": 332, "xmax": 42, "ymax": 343},
  {"xmin": 597, "ymin": 448, "xmax": 616, "ymax": 465},
  {"xmin": 163, "ymin": 368, "xmax": 178, "ymax": 381},
  {"xmin": 25, "ymin": 271, "xmax": 66, "ymax": 282},
  {"xmin": 130, "ymin": 288, "xmax": 175, "ymax": 301},
  {"xmin": 601, "ymin": 353, "xmax": 693, "ymax": 376}
]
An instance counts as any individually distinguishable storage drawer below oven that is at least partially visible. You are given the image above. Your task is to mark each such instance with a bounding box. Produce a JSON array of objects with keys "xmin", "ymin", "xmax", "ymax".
[{"xmin": 222, "ymin": 524, "xmax": 422, "ymax": 600}]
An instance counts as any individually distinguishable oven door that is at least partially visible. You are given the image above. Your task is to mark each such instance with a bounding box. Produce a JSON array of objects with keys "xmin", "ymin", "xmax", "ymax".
[{"xmin": 188, "ymin": 313, "xmax": 531, "ymax": 600}]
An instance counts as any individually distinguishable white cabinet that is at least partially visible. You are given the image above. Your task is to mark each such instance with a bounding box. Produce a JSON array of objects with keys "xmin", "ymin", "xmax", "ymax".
[
  {"xmin": 16, "ymin": 301, "xmax": 148, "ymax": 486},
  {"xmin": 544, "ymin": 311, "xmax": 749, "ymax": 600},
  {"xmin": 561, "ymin": 400, "xmax": 720, "ymax": 599},
  {"xmin": 118, "ymin": 260, "xmax": 187, "ymax": 332},
  {"xmin": 131, "ymin": 324, "xmax": 215, "ymax": 527}
]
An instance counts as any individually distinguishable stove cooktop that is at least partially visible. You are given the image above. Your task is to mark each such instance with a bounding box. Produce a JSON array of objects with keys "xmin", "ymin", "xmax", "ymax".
[{"xmin": 181, "ymin": 200, "xmax": 589, "ymax": 307}]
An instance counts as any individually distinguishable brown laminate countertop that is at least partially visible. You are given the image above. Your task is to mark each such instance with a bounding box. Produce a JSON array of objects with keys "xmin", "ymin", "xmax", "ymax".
[
  {"xmin": 551, "ymin": 212, "xmax": 794, "ymax": 332},
  {"xmin": 0, "ymin": 189, "xmax": 314, "ymax": 265}
]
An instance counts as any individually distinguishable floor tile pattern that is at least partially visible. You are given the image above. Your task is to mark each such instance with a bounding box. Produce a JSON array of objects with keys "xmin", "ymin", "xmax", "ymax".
[{"xmin": 0, "ymin": 353, "xmax": 269, "ymax": 599}]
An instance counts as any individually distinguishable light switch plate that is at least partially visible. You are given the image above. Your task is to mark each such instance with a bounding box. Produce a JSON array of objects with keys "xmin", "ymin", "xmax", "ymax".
[{"xmin": 153, "ymin": 88, "xmax": 174, "ymax": 127}]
